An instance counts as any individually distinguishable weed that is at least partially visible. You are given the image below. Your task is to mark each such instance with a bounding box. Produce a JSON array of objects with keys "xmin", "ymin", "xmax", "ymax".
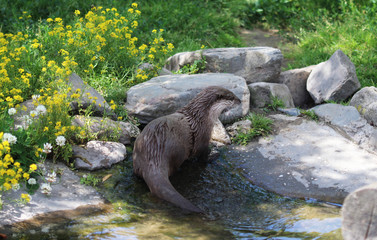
[
  {"xmin": 233, "ymin": 114, "xmax": 273, "ymax": 145},
  {"xmin": 268, "ymin": 96, "xmax": 286, "ymax": 111},
  {"xmin": 80, "ymin": 173, "xmax": 101, "ymax": 187},
  {"xmin": 175, "ymin": 55, "xmax": 207, "ymax": 74},
  {"xmin": 300, "ymin": 109, "xmax": 318, "ymax": 121}
]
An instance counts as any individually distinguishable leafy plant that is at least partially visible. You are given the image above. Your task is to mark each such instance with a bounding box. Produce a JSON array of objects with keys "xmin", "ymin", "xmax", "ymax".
[
  {"xmin": 268, "ymin": 96, "xmax": 286, "ymax": 111},
  {"xmin": 80, "ymin": 173, "xmax": 101, "ymax": 187},
  {"xmin": 175, "ymin": 55, "xmax": 207, "ymax": 74},
  {"xmin": 233, "ymin": 114, "xmax": 273, "ymax": 145},
  {"xmin": 300, "ymin": 109, "xmax": 318, "ymax": 121}
]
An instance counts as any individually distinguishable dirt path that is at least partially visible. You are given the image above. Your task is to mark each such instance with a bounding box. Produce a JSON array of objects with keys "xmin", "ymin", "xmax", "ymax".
[{"xmin": 238, "ymin": 28, "xmax": 293, "ymax": 68}]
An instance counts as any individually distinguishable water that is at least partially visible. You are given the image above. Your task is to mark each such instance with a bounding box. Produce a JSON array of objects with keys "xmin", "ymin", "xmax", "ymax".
[{"xmin": 8, "ymin": 148, "xmax": 342, "ymax": 239}]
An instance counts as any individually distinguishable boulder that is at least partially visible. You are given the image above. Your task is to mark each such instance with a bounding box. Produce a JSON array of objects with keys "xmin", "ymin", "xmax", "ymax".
[
  {"xmin": 349, "ymin": 87, "xmax": 377, "ymax": 126},
  {"xmin": 278, "ymin": 65, "xmax": 316, "ymax": 107},
  {"xmin": 125, "ymin": 73, "xmax": 250, "ymax": 124},
  {"xmin": 68, "ymin": 73, "xmax": 114, "ymax": 118},
  {"xmin": 307, "ymin": 49, "xmax": 360, "ymax": 104},
  {"xmin": 165, "ymin": 47, "xmax": 283, "ymax": 84},
  {"xmin": 342, "ymin": 183, "xmax": 377, "ymax": 240},
  {"xmin": 73, "ymin": 141, "xmax": 127, "ymax": 171},
  {"xmin": 248, "ymin": 82, "xmax": 295, "ymax": 108},
  {"xmin": 313, "ymin": 103, "xmax": 377, "ymax": 152},
  {"xmin": 72, "ymin": 115, "xmax": 140, "ymax": 145},
  {"xmin": 210, "ymin": 119, "xmax": 231, "ymax": 147}
]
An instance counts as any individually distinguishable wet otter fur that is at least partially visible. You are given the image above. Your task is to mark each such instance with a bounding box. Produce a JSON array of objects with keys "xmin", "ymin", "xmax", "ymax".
[{"xmin": 133, "ymin": 86, "xmax": 241, "ymax": 213}]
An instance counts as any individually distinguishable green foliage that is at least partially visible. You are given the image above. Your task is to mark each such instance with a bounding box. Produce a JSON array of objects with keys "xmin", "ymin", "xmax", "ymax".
[
  {"xmin": 233, "ymin": 113, "xmax": 273, "ymax": 145},
  {"xmin": 175, "ymin": 55, "xmax": 207, "ymax": 75},
  {"xmin": 300, "ymin": 109, "xmax": 318, "ymax": 121},
  {"xmin": 268, "ymin": 96, "xmax": 285, "ymax": 111},
  {"xmin": 80, "ymin": 173, "xmax": 101, "ymax": 187}
]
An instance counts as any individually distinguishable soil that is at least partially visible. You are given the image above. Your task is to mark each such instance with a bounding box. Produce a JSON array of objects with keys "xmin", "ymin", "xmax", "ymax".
[{"xmin": 238, "ymin": 28, "xmax": 293, "ymax": 68}]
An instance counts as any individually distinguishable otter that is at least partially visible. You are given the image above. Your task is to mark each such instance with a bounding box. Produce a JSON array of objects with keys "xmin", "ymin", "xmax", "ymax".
[{"xmin": 132, "ymin": 86, "xmax": 241, "ymax": 213}]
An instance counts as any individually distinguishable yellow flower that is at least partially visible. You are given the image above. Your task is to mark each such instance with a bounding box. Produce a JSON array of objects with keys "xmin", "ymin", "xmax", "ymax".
[
  {"xmin": 23, "ymin": 172, "xmax": 30, "ymax": 179},
  {"xmin": 132, "ymin": 3, "xmax": 138, "ymax": 8},
  {"xmin": 3, "ymin": 182, "xmax": 11, "ymax": 191},
  {"xmin": 74, "ymin": 10, "xmax": 81, "ymax": 16},
  {"xmin": 21, "ymin": 193, "xmax": 31, "ymax": 203},
  {"xmin": 29, "ymin": 164, "xmax": 37, "ymax": 171},
  {"xmin": 47, "ymin": 18, "xmax": 53, "ymax": 23}
]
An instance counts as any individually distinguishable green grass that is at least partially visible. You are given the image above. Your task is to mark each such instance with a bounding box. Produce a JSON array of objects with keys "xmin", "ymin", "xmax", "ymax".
[{"xmin": 233, "ymin": 114, "xmax": 273, "ymax": 145}]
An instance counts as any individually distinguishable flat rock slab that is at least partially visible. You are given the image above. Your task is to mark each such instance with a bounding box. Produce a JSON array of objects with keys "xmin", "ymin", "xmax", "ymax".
[
  {"xmin": 226, "ymin": 114, "xmax": 377, "ymax": 204},
  {"xmin": 0, "ymin": 161, "xmax": 106, "ymax": 229}
]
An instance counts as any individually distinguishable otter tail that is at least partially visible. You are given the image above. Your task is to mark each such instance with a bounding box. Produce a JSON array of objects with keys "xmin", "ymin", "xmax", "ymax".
[{"xmin": 143, "ymin": 170, "xmax": 203, "ymax": 213}]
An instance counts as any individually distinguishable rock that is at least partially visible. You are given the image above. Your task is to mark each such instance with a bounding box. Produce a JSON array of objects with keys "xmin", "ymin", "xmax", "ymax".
[
  {"xmin": 165, "ymin": 47, "xmax": 283, "ymax": 84},
  {"xmin": 138, "ymin": 63, "xmax": 173, "ymax": 76},
  {"xmin": 278, "ymin": 65, "xmax": 316, "ymax": 107},
  {"xmin": 349, "ymin": 86, "xmax": 377, "ymax": 126},
  {"xmin": 68, "ymin": 73, "xmax": 114, "ymax": 118},
  {"xmin": 72, "ymin": 115, "xmax": 140, "ymax": 145},
  {"xmin": 225, "ymin": 119, "xmax": 252, "ymax": 138},
  {"xmin": 313, "ymin": 103, "xmax": 377, "ymax": 152},
  {"xmin": 125, "ymin": 73, "xmax": 250, "ymax": 124},
  {"xmin": 342, "ymin": 183, "xmax": 377, "ymax": 239},
  {"xmin": 313, "ymin": 103, "xmax": 361, "ymax": 127},
  {"xmin": 73, "ymin": 141, "xmax": 127, "ymax": 170},
  {"xmin": 278, "ymin": 107, "xmax": 301, "ymax": 116},
  {"xmin": 12, "ymin": 99, "xmax": 35, "ymax": 129},
  {"xmin": 211, "ymin": 119, "xmax": 231, "ymax": 146},
  {"xmin": 226, "ymin": 114, "xmax": 377, "ymax": 203},
  {"xmin": 0, "ymin": 161, "xmax": 107, "ymax": 228},
  {"xmin": 307, "ymin": 49, "xmax": 360, "ymax": 104},
  {"xmin": 248, "ymin": 82, "xmax": 295, "ymax": 108}
]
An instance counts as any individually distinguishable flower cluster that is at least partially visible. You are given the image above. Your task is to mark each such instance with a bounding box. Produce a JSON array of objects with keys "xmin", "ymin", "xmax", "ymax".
[
  {"xmin": 0, "ymin": 132, "xmax": 37, "ymax": 201},
  {"xmin": 0, "ymin": 2, "xmax": 175, "ymax": 206}
]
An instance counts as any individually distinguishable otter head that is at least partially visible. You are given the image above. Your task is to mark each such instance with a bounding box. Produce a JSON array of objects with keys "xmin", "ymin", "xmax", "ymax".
[{"xmin": 203, "ymin": 86, "xmax": 241, "ymax": 121}]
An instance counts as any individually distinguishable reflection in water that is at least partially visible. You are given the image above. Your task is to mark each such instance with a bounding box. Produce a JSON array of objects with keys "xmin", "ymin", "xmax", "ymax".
[{"xmin": 8, "ymin": 150, "xmax": 342, "ymax": 239}]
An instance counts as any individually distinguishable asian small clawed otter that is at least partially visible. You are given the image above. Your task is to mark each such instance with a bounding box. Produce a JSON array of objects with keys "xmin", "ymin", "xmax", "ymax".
[{"xmin": 132, "ymin": 86, "xmax": 241, "ymax": 213}]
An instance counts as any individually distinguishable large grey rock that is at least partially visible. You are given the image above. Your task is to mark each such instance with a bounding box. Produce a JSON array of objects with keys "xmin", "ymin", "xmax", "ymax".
[
  {"xmin": 278, "ymin": 65, "xmax": 316, "ymax": 107},
  {"xmin": 165, "ymin": 47, "xmax": 283, "ymax": 84},
  {"xmin": 73, "ymin": 141, "xmax": 127, "ymax": 171},
  {"xmin": 342, "ymin": 183, "xmax": 377, "ymax": 240},
  {"xmin": 248, "ymin": 82, "xmax": 295, "ymax": 108},
  {"xmin": 0, "ymin": 161, "xmax": 106, "ymax": 228},
  {"xmin": 210, "ymin": 119, "xmax": 231, "ymax": 147},
  {"xmin": 68, "ymin": 73, "xmax": 114, "ymax": 118},
  {"xmin": 349, "ymin": 87, "xmax": 377, "ymax": 126},
  {"xmin": 307, "ymin": 50, "xmax": 360, "ymax": 104},
  {"xmin": 226, "ymin": 114, "xmax": 377, "ymax": 204},
  {"xmin": 72, "ymin": 115, "xmax": 140, "ymax": 145},
  {"xmin": 313, "ymin": 103, "xmax": 377, "ymax": 152},
  {"xmin": 125, "ymin": 73, "xmax": 250, "ymax": 124}
]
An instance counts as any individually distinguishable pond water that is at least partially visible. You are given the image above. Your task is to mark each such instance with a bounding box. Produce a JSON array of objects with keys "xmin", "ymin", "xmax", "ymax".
[{"xmin": 9, "ymin": 148, "xmax": 342, "ymax": 239}]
